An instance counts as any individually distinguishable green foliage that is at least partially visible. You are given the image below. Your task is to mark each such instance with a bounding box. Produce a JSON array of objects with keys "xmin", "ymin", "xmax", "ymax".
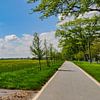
[
  {"xmin": 49, "ymin": 44, "xmax": 53, "ymax": 61},
  {"xmin": 44, "ymin": 39, "xmax": 50, "ymax": 67},
  {"xmin": 56, "ymin": 16, "xmax": 100, "ymax": 61},
  {"xmin": 0, "ymin": 60, "xmax": 63, "ymax": 90},
  {"xmin": 27, "ymin": 0, "xmax": 100, "ymax": 62},
  {"xmin": 27, "ymin": 0, "xmax": 100, "ymax": 19},
  {"xmin": 91, "ymin": 38, "xmax": 100, "ymax": 59},
  {"xmin": 30, "ymin": 33, "xmax": 44, "ymax": 70},
  {"xmin": 30, "ymin": 33, "xmax": 44, "ymax": 59},
  {"xmin": 74, "ymin": 51, "xmax": 84, "ymax": 61}
]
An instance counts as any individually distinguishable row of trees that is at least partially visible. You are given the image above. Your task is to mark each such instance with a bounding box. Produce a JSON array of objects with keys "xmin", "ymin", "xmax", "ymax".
[
  {"xmin": 28, "ymin": 0, "xmax": 100, "ymax": 63},
  {"xmin": 56, "ymin": 16, "xmax": 100, "ymax": 63},
  {"xmin": 30, "ymin": 33, "xmax": 62, "ymax": 70}
]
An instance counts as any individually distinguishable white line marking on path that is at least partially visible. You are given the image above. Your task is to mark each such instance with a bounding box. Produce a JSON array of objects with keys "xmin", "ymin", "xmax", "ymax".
[
  {"xmin": 32, "ymin": 68, "xmax": 60, "ymax": 100},
  {"xmin": 32, "ymin": 61, "xmax": 100, "ymax": 100},
  {"xmin": 73, "ymin": 62, "xmax": 100, "ymax": 87}
]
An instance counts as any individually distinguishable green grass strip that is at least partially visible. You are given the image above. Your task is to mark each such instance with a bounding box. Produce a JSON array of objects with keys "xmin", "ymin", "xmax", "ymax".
[{"xmin": 74, "ymin": 61, "xmax": 100, "ymax": 82}]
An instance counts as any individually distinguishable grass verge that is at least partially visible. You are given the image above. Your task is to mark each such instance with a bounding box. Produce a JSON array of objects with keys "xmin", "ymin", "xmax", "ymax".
[
  {"xmin": 0, "ymin": 60, "xmax": 63, "ymax": 90},
  {"xmin": 74, "ymin": 61, "xmax": 100, "ymax": 82}
]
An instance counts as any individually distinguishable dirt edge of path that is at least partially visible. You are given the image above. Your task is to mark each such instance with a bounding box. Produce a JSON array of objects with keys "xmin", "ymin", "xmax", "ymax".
[{"xmin": 0, "ymin": 90, "xmax": 38, "ymax": 100}]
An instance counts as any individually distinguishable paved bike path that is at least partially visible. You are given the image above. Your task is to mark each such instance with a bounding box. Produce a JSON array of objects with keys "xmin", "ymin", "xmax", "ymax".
[{"xmin": 33, "ymin": 61, "xmax": 100, "ymax": 100}]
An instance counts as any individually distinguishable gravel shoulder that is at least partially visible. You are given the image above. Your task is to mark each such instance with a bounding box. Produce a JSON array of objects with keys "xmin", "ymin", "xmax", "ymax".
[{"xmin": 0, "ymin": 89, "xmax": 37, "ymax": 100}]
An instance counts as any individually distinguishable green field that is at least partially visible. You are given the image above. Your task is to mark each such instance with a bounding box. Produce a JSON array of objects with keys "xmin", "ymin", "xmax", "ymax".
[
  {"xmin": 74, "ymin": 61, "xmax": 100, "ymax": 82},
  {"xmin": 0, "ymin": 60, "xmax": 63, "ymax": 90}
]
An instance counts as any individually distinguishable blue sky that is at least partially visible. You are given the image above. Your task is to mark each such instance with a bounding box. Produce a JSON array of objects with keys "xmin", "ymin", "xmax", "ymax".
[
  {"xmin": 0, "ymin": 0, "xmax": 58, "ymax": 38},
  {"xmin": 0, "ymin": 0, "xmax": 98, "ymax": 58},
  {"xmin": 0, "ymin": 0, "xmax": 59, "ymax": 58}
]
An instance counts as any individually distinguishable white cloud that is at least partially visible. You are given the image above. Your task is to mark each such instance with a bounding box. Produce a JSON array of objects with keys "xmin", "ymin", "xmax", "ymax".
[
  {"xmin": 57, "ymin": 15, "xmax": 75, "ymax": 26},
  {"xmin": 0, "ymin": 32, "xmax": 59, "ymax": 58},
  {"xmin": 5, "ymin": 34, "xmax": 18, "ymax": 42},
  {"xmin": 78, "ymin": 11, "xmax": 100, "ymax": 19},
  {"xmin": 40, "ymin": 31, "xmax": 59, "ymax": 50},
  {"xmin": 57, "ymin": 11, "xmax": 100, "ymax": 26}
]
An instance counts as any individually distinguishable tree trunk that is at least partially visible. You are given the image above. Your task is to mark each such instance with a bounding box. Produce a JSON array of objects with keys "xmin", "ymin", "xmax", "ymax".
[
  {"xmin": 39, "ymin": 59, "xmax": 41, "ymax": 70},
  {"xmin": 88, "ymin": 41, "xmax": 92, "ymax": 63},
  {"xmin": 46, "ymin": 57, "xmax": 50, "ymax": 67}
]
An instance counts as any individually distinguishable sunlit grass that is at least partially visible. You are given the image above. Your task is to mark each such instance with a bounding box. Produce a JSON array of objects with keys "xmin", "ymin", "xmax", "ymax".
[
  {"xmin": 0, "ymin": 60, "xmax": 63, "ymax": 90},
  {"xmin": 74, "ymin": 61, "xmax": 100, "ymax": 82}
]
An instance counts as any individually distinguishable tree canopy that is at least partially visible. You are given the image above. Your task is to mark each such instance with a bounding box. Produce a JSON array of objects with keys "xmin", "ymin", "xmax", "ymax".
[
  {"xmin": 30, "ymin": 33, "xmax": 44, "ymax": 70},
  {"xmin": 28, "ymin": 0, "xmax": 100, "ymax": 19},
  {"xmin": 56, "ymin": 16, "xmax": 100, "ymax": 61},
  {"xmin": 28, "ymin": 0, "xmax": 100, "ymax": 62}
]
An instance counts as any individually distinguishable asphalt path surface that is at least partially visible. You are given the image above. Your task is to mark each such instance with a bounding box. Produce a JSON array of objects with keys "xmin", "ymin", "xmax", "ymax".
[{"xmin": 35, "ymin": 61, "xmax": 100, "ymax": 100}]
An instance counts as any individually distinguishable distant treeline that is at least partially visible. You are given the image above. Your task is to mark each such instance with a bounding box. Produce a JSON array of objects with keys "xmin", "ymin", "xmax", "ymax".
[
  {"xmin": 0, "ymin": 56, "xmax": 62, "ymax": 60},
  {"xmin": 0, "ymin": 57, "xmax": 31, "ymax": 60}
]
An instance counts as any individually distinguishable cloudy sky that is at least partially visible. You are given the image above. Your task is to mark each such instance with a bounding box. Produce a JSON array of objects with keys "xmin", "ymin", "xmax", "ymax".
[
  {"xmin": 0, "ymin": 32, "xmax": 59, "ymax": 58},
  {"xmin": 57, "ymin": 11, "xmax": 100, "ymax": 26},
  {"xmin": 0, "ymin": 0, "xmax": 59, "ymax": 58},
  {"xmin": 0, "ymin": 1, "xmax": 99, "ymax": 58}
]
